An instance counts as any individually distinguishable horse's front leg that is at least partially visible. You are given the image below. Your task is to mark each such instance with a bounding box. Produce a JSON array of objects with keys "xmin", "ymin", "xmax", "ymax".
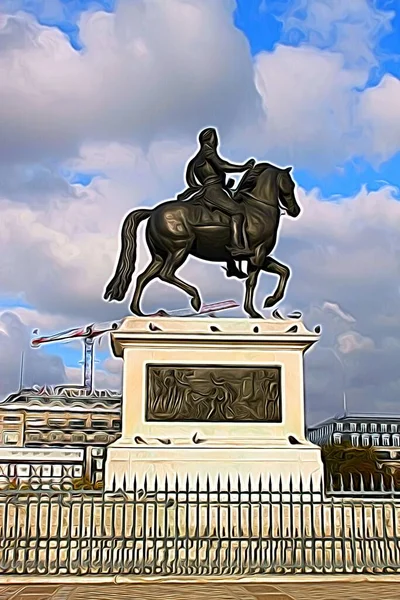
[{"xmin": 263, "ymin": 257, "xmax": 291, "ymax": 308}]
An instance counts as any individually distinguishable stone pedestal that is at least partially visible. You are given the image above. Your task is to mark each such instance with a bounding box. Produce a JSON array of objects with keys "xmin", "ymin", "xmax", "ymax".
[{"xmin": 105, "ymin": 317, "xmax": 324, "ymax": 491}]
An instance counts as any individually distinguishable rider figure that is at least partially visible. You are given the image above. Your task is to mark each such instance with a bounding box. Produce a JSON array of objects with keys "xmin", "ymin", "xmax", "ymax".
[{"xmin": 178, "ymin": 127, "xmax": 255, "ymax": 257}]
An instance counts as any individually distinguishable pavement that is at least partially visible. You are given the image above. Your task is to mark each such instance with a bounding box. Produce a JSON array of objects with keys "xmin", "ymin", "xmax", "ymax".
[{"xmin": 1, "ymin": 582, "xmax": 400, "ymax": 600}]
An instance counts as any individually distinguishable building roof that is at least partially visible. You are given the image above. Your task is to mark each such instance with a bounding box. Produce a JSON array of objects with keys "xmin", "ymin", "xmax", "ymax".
[
  {"xmin": 308, "ymin": 412, "xmax": 400, "ymax": 430},
  {"xmin": 0, "ymin": 386, "xmax": 122, "ymax": 411}
]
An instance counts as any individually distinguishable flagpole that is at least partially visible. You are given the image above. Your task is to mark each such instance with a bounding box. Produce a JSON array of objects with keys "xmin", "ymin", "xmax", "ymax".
[{"xmin": 18, "ymin": 351, "xmax": 25, "ymax": 392}]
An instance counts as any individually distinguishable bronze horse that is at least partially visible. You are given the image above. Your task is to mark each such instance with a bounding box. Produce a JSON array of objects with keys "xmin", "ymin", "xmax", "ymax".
[{"xmin": 104, "ymin": 162, "xmax": 301, "ymax": 318}]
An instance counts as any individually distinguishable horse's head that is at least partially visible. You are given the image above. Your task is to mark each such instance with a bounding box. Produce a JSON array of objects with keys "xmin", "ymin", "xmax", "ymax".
[{"xmin": 278, "ymin": 167, "xmax": 301, "ymax": 218}]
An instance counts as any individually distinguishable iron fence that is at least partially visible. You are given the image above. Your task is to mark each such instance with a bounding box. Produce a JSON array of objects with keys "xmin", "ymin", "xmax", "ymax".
[
  {"xmin": 327, "ymin": 472, "xmax": 400, "ymax": 498},
  {"xmin": 1, "ymin": 475, "xmax": 400, "ymax": 576}
]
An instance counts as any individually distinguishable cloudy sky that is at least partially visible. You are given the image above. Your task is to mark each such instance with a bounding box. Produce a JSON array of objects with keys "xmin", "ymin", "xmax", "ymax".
[{"xmin": 0, "ymin": 0, "xmax": 399, "ymax": 426}]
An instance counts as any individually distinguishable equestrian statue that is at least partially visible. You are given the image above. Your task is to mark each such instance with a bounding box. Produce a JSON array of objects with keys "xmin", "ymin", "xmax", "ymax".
[{"xmin": 104, "ymin": 127, "xmax": 301, "ymax": 319}]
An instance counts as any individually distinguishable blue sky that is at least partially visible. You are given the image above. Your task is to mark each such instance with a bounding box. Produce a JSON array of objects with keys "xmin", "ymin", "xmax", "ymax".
[{"xmin": 0, "ymin": 0, "xmax": 399, "ymax": 422}]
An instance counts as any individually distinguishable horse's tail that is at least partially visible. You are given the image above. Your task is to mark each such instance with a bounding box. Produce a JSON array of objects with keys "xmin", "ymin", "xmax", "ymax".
[{"xmin": 104, "ymin": 208, "xmax": 152, "ymax": 302}]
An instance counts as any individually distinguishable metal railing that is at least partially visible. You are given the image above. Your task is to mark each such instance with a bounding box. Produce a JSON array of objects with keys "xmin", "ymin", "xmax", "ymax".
[
  {"xmin": 1, "ymin": 475, "xmax": 400, "ymax": 576},
  {"xmin": 326, "ymin": 473, "xmax": 400, "ymax": 498}
]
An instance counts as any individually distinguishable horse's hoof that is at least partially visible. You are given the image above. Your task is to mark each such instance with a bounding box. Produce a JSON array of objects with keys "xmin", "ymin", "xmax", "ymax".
[
  {"xmin": 222, "ymin": 266, "xmax": 247, "ymax": 280},
  {"xmin": 245, "ymin": 308, "xmax": 263, "ymax": 319},
  {"xmin": 191, "ymin": 297, "xmax": 201, "ymax": 312},
  {"xmin": 263, "ymin": 296, "xmax": 277, "ymax": 308}
]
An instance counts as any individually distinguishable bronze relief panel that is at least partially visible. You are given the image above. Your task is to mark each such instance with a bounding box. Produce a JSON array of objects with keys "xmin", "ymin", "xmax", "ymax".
[{"xmin": 146, "ymin": 365, "xmax": 281, "ymax": 422}]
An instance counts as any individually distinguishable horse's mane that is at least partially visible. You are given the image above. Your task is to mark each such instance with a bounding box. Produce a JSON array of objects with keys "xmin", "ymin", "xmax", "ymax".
[{"xmin": 236, "ymin": 161, "xmax": 281, "ymax": 195}]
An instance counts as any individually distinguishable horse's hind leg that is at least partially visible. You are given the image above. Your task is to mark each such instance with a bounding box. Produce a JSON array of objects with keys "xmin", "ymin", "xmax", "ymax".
[
  {"xmin": 130, "ymin": 253, "xmax": 164, "ymax": 315},
  {"xmin": 159, "ymin": 248, "xmax": 202, "ymax": 312}
]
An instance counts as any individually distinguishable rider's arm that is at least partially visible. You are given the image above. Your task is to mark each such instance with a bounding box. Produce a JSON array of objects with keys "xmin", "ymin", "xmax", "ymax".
[{"xmin": 203, "ymin": 144, "xmax": 253, "ymax": 173}]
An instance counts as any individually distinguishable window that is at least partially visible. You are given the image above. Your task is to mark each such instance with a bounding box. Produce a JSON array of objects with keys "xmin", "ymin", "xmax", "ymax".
[
  {"xmin": 26, "ymin": 432, "xmax": 40, "ymax": 442},
  {"xmin": 333, "ymin": 433, "xmax": 342, "ymax": 444},
  {"xmin": 372, "ymin": 434, "xmax": 380, "ymax": 446},
  {"xmin": 69, "ymin": 419, "xmax": 86, "ymax": 428},
  {"xmin": 393, "ymin": 435, "xmax": 400, "ymax": 446},
  {"xmin": 94, "ymin": 433, "xmax": 108, "ymax": 442},
  {"xmin": 3, "ymin": 415, "xmax": 21, "ymax": 422},
  {"xmin": 16, "ymin": 465, "xmax": 29, "ymax": 476},
  {"xmin": 370, "ymin": 423, "xmax": 377, "ymax": 433},
  {"xmin": 391, "ymin": 424, "xmax": 398, "ymax": 433},
  {"xmin": 350, "ymin": 422, "xmax": 357, "ymax": 432},
  {"xmin": 48, "ymin": 418, "xmax": 67, "ymax": 427},
  {"xmin": 336, "ymin": 423, "xmax": 343, "ymax": 432},
  {"xmin": 112, "ymin": 419, "xmax": 121, "ymax": 431},
  {"xmin": 361, "ymin": 423, "xmax": 367, "ymax": 433},
  {"xmin": 381, "ymin": 423, "xmax": 388, "ymax": 433},
  {"xmin": 3, "ymin": 431, "xmax": 19, "ymax": 445},
  {"xmin": 71, "ymin": 433, "xmax": 85, "ymax": 443},
  {"xmin": 92, "ymin": 447, "xmax": 104, "ymax": 458},
  {"xmin": 351, "ymin": 434, "xmax": 359, "ymax": 446},
  {"xmin": 92, "ymin": 420, "xmax": 109, "ymax": 430},
  {"xmin": 26, "ymin": 417, "xmax": 46, "ymax": 427},
  {"xmin": 382, "ymin": 434, "xmax": 390, "ymax": 446},
  {"xmin": 362, "ymin": 435, "xmax": 370, "ymax": 447}
]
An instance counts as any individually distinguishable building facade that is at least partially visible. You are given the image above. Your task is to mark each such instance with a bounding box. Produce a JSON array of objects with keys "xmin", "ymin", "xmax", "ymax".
[
  {"xmin": 0, "ymin": 385, "xmax": 122, "ymax": 483},
  {"xmin": 307, "ymin": 414, "xmax": 400, "ymax": 448}
]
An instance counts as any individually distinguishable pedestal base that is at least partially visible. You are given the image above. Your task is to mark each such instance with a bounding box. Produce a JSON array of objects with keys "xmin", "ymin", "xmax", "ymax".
[{"xmin": 105, "ymin": 443, "xmax": 324, "ymax": 491}]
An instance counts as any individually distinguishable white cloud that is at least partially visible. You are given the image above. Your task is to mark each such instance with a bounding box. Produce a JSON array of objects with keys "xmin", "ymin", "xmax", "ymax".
[
  {"xmin": 359, "ymin": 74, "xmax": 400, "ymax": 164},
  {"xmin": 337, "ymin": 331, "xmax": 375, "ymax": 354},
  {"xmin": 276, "ymin": 0, "xmax": 394, "ymax": 70},
  {"xmin": 322, "ymin": 302, "xmax": 356, "ymax": 324},
  {"xmin": 0, "ymin": 1, "xmax": 261, "ymax": 164},
  {"xmin": 0, "ymin": 310, "xmax": 67, "ymax": 400},
  {"xmin": 253, "ymin": 43, "xmax": 397, "ymax": 169}
]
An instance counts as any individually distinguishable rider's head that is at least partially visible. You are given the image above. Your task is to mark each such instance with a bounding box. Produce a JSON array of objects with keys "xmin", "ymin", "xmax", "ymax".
[{"xmin": 199, "ymin": 127, "xmax": 218, "ymax": 148}]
